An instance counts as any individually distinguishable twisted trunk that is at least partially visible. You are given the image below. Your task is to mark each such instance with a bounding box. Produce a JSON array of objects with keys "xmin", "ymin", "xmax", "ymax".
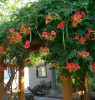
[
  {"xmin": 5, "ymin": 67, "xmax": 16, "ymax": 90},
  {"xmin": 80, "ymin": 76, "xmax": 89, "ymax": 100},
  {"xmin": 0, "ymin": 58, "xmax": 4, "ymax": 100}
]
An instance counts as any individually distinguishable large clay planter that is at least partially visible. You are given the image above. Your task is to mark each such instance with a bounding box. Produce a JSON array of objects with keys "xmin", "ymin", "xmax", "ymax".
[
  {"xmin": 63, "ymin": 77, "xmax": 73, "ymax": 100},
  {"xmin": 18, "ymin": 67, "xmax": 24, "ymax": 100},
  {"xmin": 84, "ymin": 76, "xmax": 89, "ymax": 100}
]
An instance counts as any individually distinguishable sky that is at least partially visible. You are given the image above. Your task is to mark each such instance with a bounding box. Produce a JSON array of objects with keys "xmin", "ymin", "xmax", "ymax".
[
  {"xmin": 0, "ymin": 0, "xmax": 38, "ymax": 21},
  {"xmin": 10, "ymin": 0, "xmax": 38, "ymax": 8},
  {"xmin": 10, "ymin": 0, "xmax": 38, "ymax": 4}
]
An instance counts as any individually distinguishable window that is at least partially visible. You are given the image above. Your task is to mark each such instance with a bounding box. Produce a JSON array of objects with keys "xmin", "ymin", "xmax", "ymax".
[{"xmin": 36, "ymin": 65, "xmax": 47, "ymax": 78}]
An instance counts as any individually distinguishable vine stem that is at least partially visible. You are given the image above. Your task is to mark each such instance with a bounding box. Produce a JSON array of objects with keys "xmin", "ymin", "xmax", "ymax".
[
  {"xmin": 30, "ymin": 30, "xmax": 32, "ymax": 42},
  {"xmin": 65, "ymin": 23, "xmax": 69, "ymax": 39},
  {"xmin": 62, "ymin": 29, "xmax": 66, "ymax": 52}
]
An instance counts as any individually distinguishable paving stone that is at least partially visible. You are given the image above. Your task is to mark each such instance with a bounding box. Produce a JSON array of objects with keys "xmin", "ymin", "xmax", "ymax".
[{"xmin": 34, "ymin": 96, "xmax": 61, "ymax": 100}]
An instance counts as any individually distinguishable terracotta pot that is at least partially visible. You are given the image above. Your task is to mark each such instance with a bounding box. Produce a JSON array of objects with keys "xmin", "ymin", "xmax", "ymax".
[
  {"xmin": 79, "ymin": 76, "xmax": 89, "ymax": 100},
  {"xmin": 63, "ymin": 76, "xmax": 73, "ymax": 100},
  {"xmin": 18, "ymin": 66, "xmax": 24, "ymax": 100}
]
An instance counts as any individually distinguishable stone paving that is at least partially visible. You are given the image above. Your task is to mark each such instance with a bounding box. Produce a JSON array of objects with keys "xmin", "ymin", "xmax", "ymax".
[{"xmin": 34, "ymin": 96, "xmax": 62, "ymax": 100}]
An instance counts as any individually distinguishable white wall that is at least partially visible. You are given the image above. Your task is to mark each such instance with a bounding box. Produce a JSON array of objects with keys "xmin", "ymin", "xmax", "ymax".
[
  {"xmin": 29, "ymin": 64, "xmax": 51, "ymax": 89},
  {"xmin": 24, "ymin": 63, "xmax": 61, "ymax": 90},
  {"xmin": 24, "ymin": 67, "xmax": 29, "ymax": 89},
  {"xmin": 4, "ymin": 65, "xmax": 52, "ymax": 90}
]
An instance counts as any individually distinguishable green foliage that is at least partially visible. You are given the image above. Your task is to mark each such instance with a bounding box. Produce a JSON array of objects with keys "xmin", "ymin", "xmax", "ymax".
[
  {"xmin": 29, "ymin": 51, "xmax": 47, "ymax": 65},
  {"xmin": 32, "ymin": 0, "xmax": 95, "ymax": 79},
  {"xmin": 28, "ymin": 81, "xmax": 52, "ymax": 95},
  {"xmin": 0, "ymin": 0, "xmax": 95, "ymax": 81},
  {"xmin": 88, "ymin": 74, "xmax": 95, "ymax": 91}
]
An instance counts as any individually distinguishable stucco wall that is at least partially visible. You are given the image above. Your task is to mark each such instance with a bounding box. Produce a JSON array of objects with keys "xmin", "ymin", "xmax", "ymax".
[{"xmin": 29, "ymin": 64, "xmax": 52, "ymax": 89}]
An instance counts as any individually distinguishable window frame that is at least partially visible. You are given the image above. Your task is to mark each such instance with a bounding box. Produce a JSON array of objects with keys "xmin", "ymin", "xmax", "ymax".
[{"xmin": 36, "ymin": 64, "xmax": 47, "ymax": 78}]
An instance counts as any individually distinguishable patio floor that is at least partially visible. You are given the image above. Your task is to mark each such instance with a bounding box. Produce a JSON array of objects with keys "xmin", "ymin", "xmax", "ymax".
[{"xmin": 34, "ymin": 96, "xmax": 62, "ymax": 100}]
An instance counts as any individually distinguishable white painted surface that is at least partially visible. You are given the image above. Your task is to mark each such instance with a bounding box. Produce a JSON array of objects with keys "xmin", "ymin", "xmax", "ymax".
[
  {"xmin": 29, "ymin": 64, "xmax": 51, "ymax": 88},
  {"xmin": 4, "ymin": 64, "xmax": 57, "ymax": 90},
  {"xmin": 24, "ymin": 67, "xmax": 29, "ymax": 89}
]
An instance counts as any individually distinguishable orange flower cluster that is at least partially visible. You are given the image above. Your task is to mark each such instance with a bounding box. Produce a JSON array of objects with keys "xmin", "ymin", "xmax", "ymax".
[
  {"xmin": 74, "ymin": 36, "xmax": 86, "ymax": 44},
  {"xmin": 45, "ymin": 13, "xmax": 52, "ymax": 24},
  {"xmin": 74, "ymin": 29, "xmax": 93, "ymax": 45},
  {"xmin": 57, "ymin": 21, "xmax": 65, "ymax": 29},
  {"xmin": 42, "ymin": 30, "xmax": 56, "ymax": 41},
  {"xmin": 9, "ymin": 28, "xmax": 15, "ymax": 33},
  {"xmin": 8, "ymin": 31, "xmax": 22, "ymax": 43},
  {"xmin": 20, "ymin": 24, "xmax": 31, "ymax": 35},
  {"xmin": 91, "ymin": 63, "xmax": 95, "ymax": 72},
  {"xmin": 85, "ymin": 28, "xmax": 92, "ymax": 39},
  {"xmin": 80, "ymin": 37, "xmax": 86, "ymax": 44},
  {"xmin": 77, "ymin": 51, "xmax": 90, "ymax": 58},
  {"xmin": 23, "ymin": 40, "xmax": 31, "ymax": 49},
  {"xmin": 72, "ymin": 12, "xmax": 85, "ymax": 27},
  {"xmin": 40, "ymin": 46, "xmax": 49, "ymax": 52},
  {"xmin": 60, "ymin": 75, "xmax": 67, "ymax": 81},
  {"xmin": 9, "ymin": 24, "xmax": 31, "ymax": 49},
  {"xmin": 66, "ymin": 63, "xmax": 80, "ymax": 72}
]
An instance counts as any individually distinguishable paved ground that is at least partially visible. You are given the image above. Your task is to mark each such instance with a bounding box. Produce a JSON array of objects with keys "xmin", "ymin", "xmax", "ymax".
[{"xmin": 34, "ymin": 96, "xmax": 61, "ymax": 100}]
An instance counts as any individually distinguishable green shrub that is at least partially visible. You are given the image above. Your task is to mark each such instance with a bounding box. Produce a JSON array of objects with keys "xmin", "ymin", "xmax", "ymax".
[{"xmin": 28, "ymin": 81, "xmax": 52, "ymax": 95}]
